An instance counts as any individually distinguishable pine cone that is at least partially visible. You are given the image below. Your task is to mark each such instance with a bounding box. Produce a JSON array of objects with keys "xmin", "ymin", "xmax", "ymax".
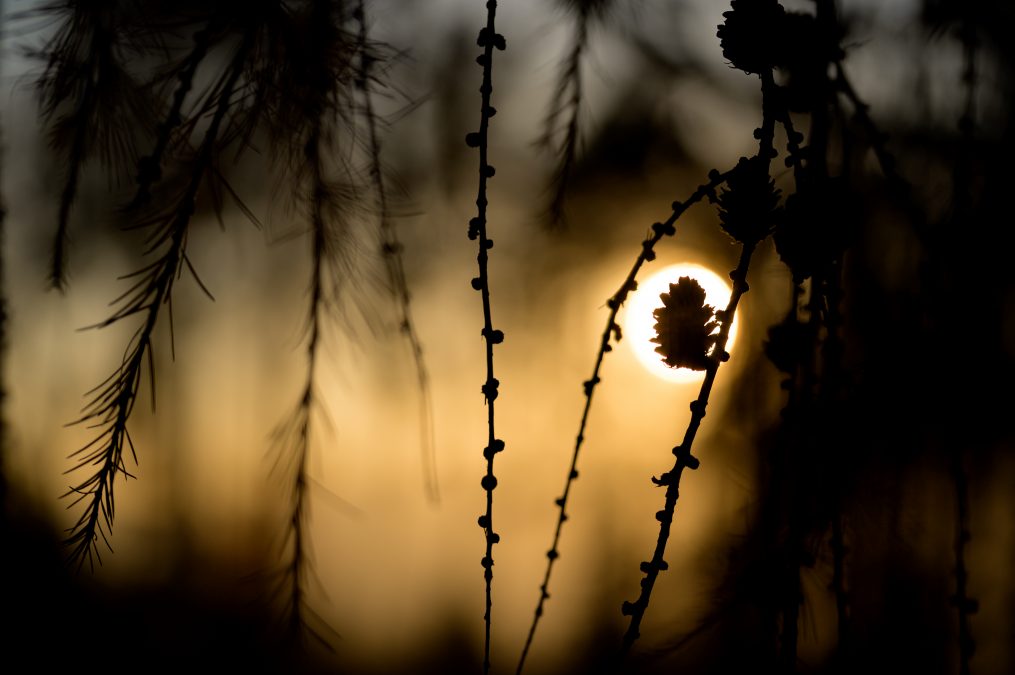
[
  {"xmin": 717, "ymin": 156, "xmax": 781, "ymax": 244},
  {"xmin": 717, "ymin": 0, "xmax": 786, "ymax": 75},
  {"xmin": 651, "ymin": 277, "xmax": 719, "ymax": 371}
]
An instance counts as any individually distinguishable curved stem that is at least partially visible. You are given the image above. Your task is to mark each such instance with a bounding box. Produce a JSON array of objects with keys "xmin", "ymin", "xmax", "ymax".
[
  {"xmin": 619, "ymin": 240, "xmax": 757, "ymax": 657},
  {"xmin": 618, "ymin": 68, "xmax": 778, "ymax": 660},
  {"xmin": 63, "ymin": 35, "xmax": 251, "ymax": 569},
  {"xmin": 515, "ymin": 170, "xmax": 729, "ymax": 675}
]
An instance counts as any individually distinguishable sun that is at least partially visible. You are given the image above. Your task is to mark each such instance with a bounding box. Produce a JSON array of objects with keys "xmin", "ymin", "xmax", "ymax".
[{"xmin": 623, "ymin": 263, "xmax": 739, "ymax": 384}]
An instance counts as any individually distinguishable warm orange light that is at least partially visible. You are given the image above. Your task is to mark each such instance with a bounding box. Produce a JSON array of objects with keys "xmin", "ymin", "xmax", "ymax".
[{"xmin": 623, "ymin": 263, "xmax": 738, "ymax": 384}]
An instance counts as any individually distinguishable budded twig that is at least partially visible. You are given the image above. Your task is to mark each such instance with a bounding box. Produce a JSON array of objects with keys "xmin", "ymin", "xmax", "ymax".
[
  {"xmin": 515, "ymin": 169, "xmax": 730, "ymax": 675},
  {"xmin": 465, "ymin": 2, "xmax": 508, "ymax": 672}
]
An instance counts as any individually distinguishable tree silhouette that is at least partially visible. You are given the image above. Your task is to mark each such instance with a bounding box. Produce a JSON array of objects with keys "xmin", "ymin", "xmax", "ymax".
[{"xmin": 1, "ymin": 1, "xmax": 1013, "ymax": 674}]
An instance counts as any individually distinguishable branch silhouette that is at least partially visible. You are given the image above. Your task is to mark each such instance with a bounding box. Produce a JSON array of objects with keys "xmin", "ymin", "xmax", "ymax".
[
  {"xmin": 3, "ymin": 1, "xmax": 1008, "ymax": 672},
  {"xmin": 539, "ymin": 1, "xmax": 618, "ymax": 228},
  {"xmin": 30, "ymin": 2, "xmax": 153, "ymax": 288},
  {"xmin": 260, "ymin": 0, "xmax": 375, "ymax": 642},
  {"xmin": 353, "ymin": 0, "xmax": 439, "ymax": 503},
  {"xmin": 516, "ymin": 168, "xmax": 730, "ymax": 675},
  {"xmin": 618, "ymin": 64, "xmax": 780, "ymax": 660},
  {"xmin": 268, "ymin": 114, "xmax": 352, "ymax": 642},
  {"xmin": 63, "ymin": 34, "xmax": 251, "ymax": 568},
  {"xmin": 465, "ymin": 2, "xmax": 508, "ymax": 673}
]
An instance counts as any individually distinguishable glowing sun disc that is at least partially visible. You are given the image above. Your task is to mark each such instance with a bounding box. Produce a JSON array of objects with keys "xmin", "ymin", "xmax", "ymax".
[{"xmin": 624, "ymin": 263, "xmax": 739, "ymax": 384}]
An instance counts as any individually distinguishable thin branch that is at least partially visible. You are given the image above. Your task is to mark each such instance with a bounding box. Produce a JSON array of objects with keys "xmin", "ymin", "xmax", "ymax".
[
  {"xmin": 515, "ymin": 169, "xmax": 730, "ymax": 675},
  {"xmin": 62, "ymin": 33, "xmax": 252, "ymax": 570},
  {"xmin": 466, "ymin": 3, "xmax": 507, "ymax": 672},
  {"xmin": 617, "ymin": 242, "xmax": 754, "ymax": 657},
  {"xmin": 618, "ymin": 68, "xmax": 779, "ymax": 661},
  {"xmin": 30, "ymin": 3, "xmax": 152, "ymax": 288},
  {"xmin": 263, "ymin": 0, "xmax": 364, "ymax": 642},
  {"xmin": 541, "ymin": 6, "xmax": 589, "ymax": 229},
  {"xmin": 353, "ymin": 0, "xmax": 438, "ymax": 503},
  {"xmin": 51, "ymin": 68, "xmax": 91, "ymax": 289},
  {"xmin": 129, "ymin": 21, "xmax": 217, "ymax": 210},
  {"xmin": 276, "ymin": 120, "xmax": 329, "ymax": 638}
]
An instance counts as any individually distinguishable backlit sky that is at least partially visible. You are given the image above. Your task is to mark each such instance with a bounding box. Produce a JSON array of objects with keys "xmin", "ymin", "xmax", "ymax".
[{"xmin": 2, "ymin": 1, "xmax": 1012, "ymax": 673}]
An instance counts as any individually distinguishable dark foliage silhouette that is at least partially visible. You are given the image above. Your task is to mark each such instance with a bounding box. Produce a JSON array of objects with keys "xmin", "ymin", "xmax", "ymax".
[
  {"xmin": 466, "ymin": 2, "xmax": 507, "ymax": 672},
  {"xmin": 538, "ymin": 0, "xmax": 615, "ymax": 229},
  {"xmin": 516, "ymin": 167, "xmax": 729, "ymax": 674},
  {"xmin": 1, "ymin": 0, "xmax": 1014, "ymax": 673}
]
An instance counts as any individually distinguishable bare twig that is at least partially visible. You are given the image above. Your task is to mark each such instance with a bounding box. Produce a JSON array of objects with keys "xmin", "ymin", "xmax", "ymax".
[
  {"xmin": 515, "ymin": 170, "xmax": 730, "ymax": 675},
  {"xmin": 465, "ymin": 2, "xmax": 508, "ymax": 671},
  {"xmin": 618, "ymin": 68, "xmax": 779, "ymax": 660}
]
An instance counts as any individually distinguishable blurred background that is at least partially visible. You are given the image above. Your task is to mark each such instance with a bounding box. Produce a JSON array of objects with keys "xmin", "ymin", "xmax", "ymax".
[{"xmin": 2, "ymin": 0, "xmax": 1013, "ymax": 673}]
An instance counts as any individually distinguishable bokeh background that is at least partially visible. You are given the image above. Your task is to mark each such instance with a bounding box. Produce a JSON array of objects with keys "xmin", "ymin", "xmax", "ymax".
[{"xmin": 2, "ymin": 0, "xmax": 1013, "ymax": 673}]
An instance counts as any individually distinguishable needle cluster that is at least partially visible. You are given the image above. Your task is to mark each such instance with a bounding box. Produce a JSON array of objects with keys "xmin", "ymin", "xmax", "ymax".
[{"xmin": 31, "ymin": 1, "xmax": 388, "ymax": 574}]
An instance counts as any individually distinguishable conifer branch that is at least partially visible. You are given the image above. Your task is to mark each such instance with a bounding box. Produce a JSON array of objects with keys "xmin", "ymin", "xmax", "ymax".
[
  {"xmin": 540, "ymin": 5, "xmax": 589, "ymax": 229},
  {"xmin": 539, "ymin": 1, "xmax": 615, "ymax": 227},
  {"xmin": 267, "ymin": 127, "xmax": 358, "ymax": 655},
  {"xmin": 130, "ymin": 22, "xmax": 217, "ymax": 210},
  {"xmin": 515, "ymin": 170, "xmax": 729, "ymax": 675},
  {"xmin": 270, "ymin": 119, "xmax": 330, "ymax": 639},
  {"xmin": 30, "ymin": 2, "xmax": 151, "ymax": 288},
  {"xmin": 353, "ymin": 0, "xmax": 438, "ymax": 503},
  {"xmin": 62, "ymin": 33, "xmax": 253, "ymax": 570},
  {"xmin": 465, "ymin": 2, "xmax": 507, "ymax": 671},
  {"xmin": 618, "ymin": 244, "xmax": 754, "ymax": 658},
  {"xmin": 618, "ymin": 67, "xmax": 779, "ymax": 660},
  {"xmin": 264, "ymin": 0, "xmax": 365, "ymax": 640}
]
